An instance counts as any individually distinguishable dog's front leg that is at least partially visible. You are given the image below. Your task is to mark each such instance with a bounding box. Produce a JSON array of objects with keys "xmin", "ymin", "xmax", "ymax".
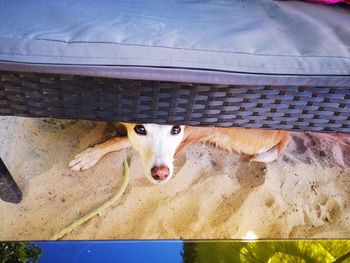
[{"xmin": 69, "ymin": 137, "xmax": 131, "ymax": 171}]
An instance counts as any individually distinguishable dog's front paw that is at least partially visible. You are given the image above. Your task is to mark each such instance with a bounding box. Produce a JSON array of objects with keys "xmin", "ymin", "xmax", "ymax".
[{"xmin": 69, "ymin": 146, "xmax": 104, "ymax": 171}]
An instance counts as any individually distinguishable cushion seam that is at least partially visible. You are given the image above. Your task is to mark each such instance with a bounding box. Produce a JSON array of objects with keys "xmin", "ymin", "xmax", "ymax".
[{"xmin": 1, "ymin": 37, "xmax": 350, "ymax": 60}]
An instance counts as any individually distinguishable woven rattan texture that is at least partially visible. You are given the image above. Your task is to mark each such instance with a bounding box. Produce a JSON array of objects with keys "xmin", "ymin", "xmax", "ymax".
[{"xmin": 0, "ymin": 72, "xmax": 349, "ymax": 132}]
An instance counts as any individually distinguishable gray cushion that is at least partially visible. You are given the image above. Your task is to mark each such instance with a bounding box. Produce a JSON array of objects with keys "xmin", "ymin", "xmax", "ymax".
[{"xmin": 0, "ymin": 0, "xmax": 349, "ymax": 84}]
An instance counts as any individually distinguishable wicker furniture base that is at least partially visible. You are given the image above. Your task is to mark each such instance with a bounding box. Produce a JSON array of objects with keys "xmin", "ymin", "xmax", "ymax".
[{"xmin": 1, "ymin": 71, "xmax": 349, "ymax": 133}]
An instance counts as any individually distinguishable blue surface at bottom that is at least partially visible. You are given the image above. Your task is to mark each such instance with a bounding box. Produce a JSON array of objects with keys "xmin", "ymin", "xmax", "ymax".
[{"xmin": 35, "ymin": 241, "xmax": 183, "ymax": 263}]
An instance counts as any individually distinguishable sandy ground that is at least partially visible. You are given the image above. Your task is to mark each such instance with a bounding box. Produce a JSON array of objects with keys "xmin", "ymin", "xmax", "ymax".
[{"xmin": 0, "ymin": 116, "xmax": 349, "ymax": 240}]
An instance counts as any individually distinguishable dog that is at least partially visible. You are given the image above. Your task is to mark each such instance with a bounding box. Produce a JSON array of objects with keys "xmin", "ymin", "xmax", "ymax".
[{"xmin": 69, "ymin": 123, "xmax": 289, "ymax": 184}]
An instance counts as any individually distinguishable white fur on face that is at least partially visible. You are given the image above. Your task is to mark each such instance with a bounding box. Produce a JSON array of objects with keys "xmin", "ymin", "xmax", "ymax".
[{"xmin": 126, "ymin": 124, "xmax": 184, "ymax": 184}]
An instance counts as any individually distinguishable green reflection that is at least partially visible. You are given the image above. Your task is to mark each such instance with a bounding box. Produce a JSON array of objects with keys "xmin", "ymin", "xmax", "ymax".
[
  {"xmin": 0, "ymin": 242, "xmax": 42, "ymax": 263},
  {"xmin": 182, "ymin": 240, "xmax": 350, "ymax": 263}
]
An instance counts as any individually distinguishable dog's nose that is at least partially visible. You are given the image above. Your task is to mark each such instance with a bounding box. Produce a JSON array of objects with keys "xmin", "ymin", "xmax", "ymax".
[{"xmin": 151, "ymin": 165, "xmax": 170, "ymax": 181}]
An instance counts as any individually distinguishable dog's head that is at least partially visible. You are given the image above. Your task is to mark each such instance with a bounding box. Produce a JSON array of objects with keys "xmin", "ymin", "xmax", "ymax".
[{"xmin": 122, "ymin": 123, "xmax": 185, "ymax": 184}]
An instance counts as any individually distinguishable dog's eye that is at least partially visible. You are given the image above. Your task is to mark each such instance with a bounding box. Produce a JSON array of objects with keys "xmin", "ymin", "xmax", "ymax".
[
  {"xmin": 134, "ymin": 125, "xmax": 147, "ymax": 135},
  {"xmin": 171, "ymin": 125, "xmax": 181, "ymax": 135}
]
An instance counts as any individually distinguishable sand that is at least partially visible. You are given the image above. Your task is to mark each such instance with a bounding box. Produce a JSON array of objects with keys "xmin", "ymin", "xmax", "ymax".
[{"xmin": 0, "ymin": 116, "xmax": 349, "ymax": 240}]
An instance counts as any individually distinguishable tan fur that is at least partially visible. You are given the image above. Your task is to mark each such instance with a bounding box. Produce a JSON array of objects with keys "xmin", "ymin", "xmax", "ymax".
[{"xmin": 177, "ymin": 126, "xmax": 289, "ymax": 162}]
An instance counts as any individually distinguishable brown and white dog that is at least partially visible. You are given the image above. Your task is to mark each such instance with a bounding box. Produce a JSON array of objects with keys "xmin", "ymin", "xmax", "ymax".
[{"xmin": 69, "ymin": 123, "xmax": 289, "ymax": 184}]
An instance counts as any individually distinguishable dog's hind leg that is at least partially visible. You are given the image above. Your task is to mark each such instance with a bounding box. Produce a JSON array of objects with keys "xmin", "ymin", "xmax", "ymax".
[
  {"xmin": 249, "ymin": 146, "xmax": 279, "ymax": 163},
  {"xmin": 249, "ymin": 133, "xmax": 289, "ymax": 163},
  {"xmin": 69, "ymin": 137, "xmax": 131, "ymax": 171}
]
